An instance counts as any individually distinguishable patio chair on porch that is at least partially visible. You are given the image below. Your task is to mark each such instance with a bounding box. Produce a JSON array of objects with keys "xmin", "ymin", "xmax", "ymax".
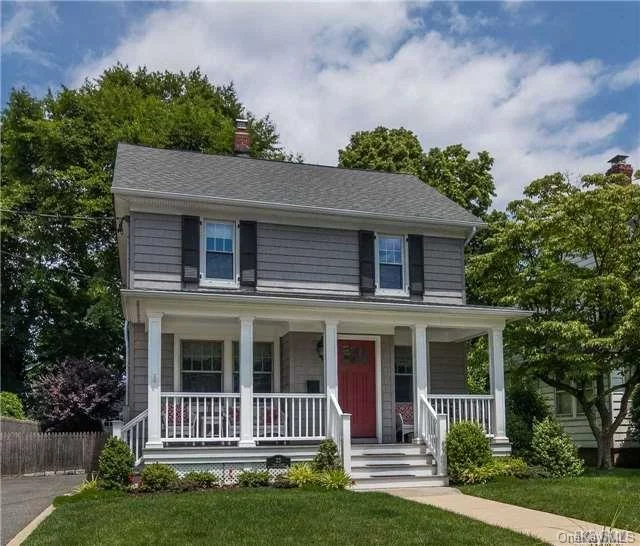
[
  {"xmin": 395, "ymin": 402, "xmax": 414, "ymax": 443},
  {"xmin": 162, "ymin": 402, "xmax": 197, "ymax": 441}
]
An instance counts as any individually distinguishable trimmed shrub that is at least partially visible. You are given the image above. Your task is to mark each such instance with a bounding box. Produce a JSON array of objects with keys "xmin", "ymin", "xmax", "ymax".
[
  {"xmin": 529, "ymin": 418, "xmax": 584, "ymax": 478},
  {"xmin": 318, "ymin": 469, "xmax": 352, "ymax": 490},
  {"xmin": 446, "ymin": 421, "xmax": 492, "ymax": 483},
  {"xmin": 458, "ymin": 457, "xmax": 528, "ymax": 485},
  {"xmin": 97, "ymin": 437, "xmax": 134, "ymax": 490},
  {"xmin": 0, "ymin": 392, "xmax": 26, "ymax": 419},
  {"xmin": 140, "ymin": 463, "xmax": 179, "ymax": 492},
  {"xmin": 312, "ymin": 439, "xmax": 341, "ymax": 471},
  {"xmin": 181, "ymin": 471, "xmax": 218, "ymax": 490},
  {"xmin": 286, "ymin": 463, "xmax": 318, "ymax": 487},
  {"xmin": 237, "ymin": 470, "xmax": 270, "ymax": 488}
]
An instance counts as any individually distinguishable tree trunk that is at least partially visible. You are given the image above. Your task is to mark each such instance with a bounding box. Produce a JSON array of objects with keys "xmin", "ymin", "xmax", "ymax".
[{"xmin": 597, "ymin": 430, "xmax": 614, "ymax": 469}]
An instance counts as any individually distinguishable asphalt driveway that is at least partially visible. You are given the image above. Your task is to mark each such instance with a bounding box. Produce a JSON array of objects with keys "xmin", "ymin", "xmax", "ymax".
[{"xmin": 1, "ymin": 474, "xmax": 85, "ymax": 545}]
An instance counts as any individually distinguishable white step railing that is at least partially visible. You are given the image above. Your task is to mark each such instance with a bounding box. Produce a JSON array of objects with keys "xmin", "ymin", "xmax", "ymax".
[
  {"xmin": 419, "ymin": 396, "xmax": 447, "ymax": 475},
  {"xmin": 115, "ymin": 410, "xmax": 148, "ymax": 466},
  {"xmin": 253, "ymin": 393, "xmax": 326, "ymax": 441},
  {"xmin": 428, "ymin": 395, "xmax": 494, "ymax": 436},
  {"xmin": 328, "ymin": 393, "xmax": 351, "ymax": 473},
  {"xmin": 161, "ymin": 393, "xmax": 240, "ymax": 443}
]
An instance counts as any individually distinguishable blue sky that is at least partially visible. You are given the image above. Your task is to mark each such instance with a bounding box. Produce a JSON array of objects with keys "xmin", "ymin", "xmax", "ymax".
[{"xmin": 2, "ymin": 1, "xmax": 639, "ymax": 205}]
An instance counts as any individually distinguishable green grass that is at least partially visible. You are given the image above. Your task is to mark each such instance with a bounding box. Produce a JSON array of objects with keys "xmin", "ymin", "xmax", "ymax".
[
  {"xmin": 460, "ymin": 468, "xmax": 640, "ymax": 532},
  {"xmin": 26, "ymin": 489, "xmax": 544, "ymax": 545}
]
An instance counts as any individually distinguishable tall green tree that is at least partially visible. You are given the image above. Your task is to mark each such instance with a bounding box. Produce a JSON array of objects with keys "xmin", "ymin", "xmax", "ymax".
[
  {"xmin": 1, "ymin": 65, "xmax": 292, "ymax": 391},
  {"xmin": 338, "ymin": 126, "xmax": 495, "ymax": 219},
  {"xmin": 468, "ymin": 171, "xmax": 640, "ymax": 468}
]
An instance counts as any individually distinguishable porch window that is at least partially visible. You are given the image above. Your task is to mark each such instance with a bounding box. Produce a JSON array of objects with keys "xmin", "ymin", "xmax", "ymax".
[
  {"xmin": 181, "ymin": 341, "xmax": 223, "ymax": 392},
  {"xmin": 202, "ymin": 221, "xmax": 235, "ymax": 283},
  {"xmin": 377, "ymin": 235, "xmax": 406, "ymax": 293},
  {"xmin": 394, "ymin": 345, "xmax": 413, "ymax": 403},
  {"xmin": 232, "ymin": 341, "xmax": 273, "ymax": 393}
]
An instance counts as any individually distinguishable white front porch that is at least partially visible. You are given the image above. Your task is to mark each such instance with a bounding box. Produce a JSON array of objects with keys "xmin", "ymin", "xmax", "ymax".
[{"xmin": 117, "ymin": 291, "xmax": 518, "ymax": 476}]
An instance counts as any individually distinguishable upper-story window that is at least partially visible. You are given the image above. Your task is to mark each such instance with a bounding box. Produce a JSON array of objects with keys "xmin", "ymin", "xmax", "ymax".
[
  {"xmin": 376, "ymin": 234, "xmax": 407, "ymax": 295},
  {"xmin": 202, "ymin": 221, "xmax": 237, "ymax": 286}
]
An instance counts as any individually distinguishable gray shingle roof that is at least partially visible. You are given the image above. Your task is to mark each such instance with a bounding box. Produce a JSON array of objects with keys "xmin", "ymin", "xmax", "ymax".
[{"xmin": 112, "ymin": 143, "xmax": 482, "ymax": 225}]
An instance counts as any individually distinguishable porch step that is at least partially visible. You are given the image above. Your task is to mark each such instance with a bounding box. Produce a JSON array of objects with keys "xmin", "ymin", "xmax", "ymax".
[
  {"xmin": 351, "ymin": 475, "xmax": 449, "ymax": 490},
  {"xmin": 351, "ymin": 443, "xmax": 426, "ymax": 457},
  {"xmin": 349, "ymin": 443, "xmax": 445, "ymax": 490}
]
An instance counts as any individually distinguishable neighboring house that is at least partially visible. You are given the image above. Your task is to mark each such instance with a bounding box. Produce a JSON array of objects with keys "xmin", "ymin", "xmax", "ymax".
[
  {"xmin": 111, "ymin": 120, "xmax": 529, "ymax": 488},
  {"xmin": 540, "ymin": 374, "xmax": 639, "ymax": 465}
]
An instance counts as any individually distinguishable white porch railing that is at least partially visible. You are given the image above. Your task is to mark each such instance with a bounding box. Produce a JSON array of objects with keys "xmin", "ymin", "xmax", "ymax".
[
  {"xmin": 328, "ymin": 393, "xmax": 351, "ymax": 473},
  {"xmin": 253, "ymin": 393, "xmax": 326, "ymax": 441},
  {"xmin": 118, "ymin": 410, "xmax": 148, "ymax": 466},
  {"xmin": 419, "ymin": 396, "xmax": 446, "ymax": 475},
  {"xmin": 161, "ymin": 393, "xmax": 240, "ymax": 443},
  {"xmin": 428, "ymin": 394, "xmax": 494, "ymax": 436}
]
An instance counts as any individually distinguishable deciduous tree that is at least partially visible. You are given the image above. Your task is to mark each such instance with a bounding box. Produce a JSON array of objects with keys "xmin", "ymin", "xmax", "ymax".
[{"xmin": 468, "ymin": 171, "xmax": 640, "ymax": 468}]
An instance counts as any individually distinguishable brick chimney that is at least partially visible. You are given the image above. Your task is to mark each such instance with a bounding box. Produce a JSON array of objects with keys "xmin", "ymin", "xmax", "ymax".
[
  {"xmin": 233, "ymin": 118, "xmax": 251, "ymax": 157},
  {"xmin": 606, "ymin": 155, "xmax": 633, "ymax": 182}
]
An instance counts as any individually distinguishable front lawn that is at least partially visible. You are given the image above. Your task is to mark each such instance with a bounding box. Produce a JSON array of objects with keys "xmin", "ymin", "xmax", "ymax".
[
  {"xmin": 460, "ymin": 468, "xmax": 640, "ymax": 532},
  {"xmin": 26, "ymin": 489, "xmax": 544, "ymax": 545}
]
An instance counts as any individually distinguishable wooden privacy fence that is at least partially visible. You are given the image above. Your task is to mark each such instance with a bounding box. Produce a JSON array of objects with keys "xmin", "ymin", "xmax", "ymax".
[{"xmin": 1, "ymin": 432, "xmax": 108, "ymax": 476}]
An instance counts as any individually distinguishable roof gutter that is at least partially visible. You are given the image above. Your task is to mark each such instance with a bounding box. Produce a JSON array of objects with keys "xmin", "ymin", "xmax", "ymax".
[
  {"xmin": 120, "ymin": 288, "xmax": 532, "ymax": 321},
  {"xmin": 111, "ymin": 187, "xmax": 486, "ymax": 230}
]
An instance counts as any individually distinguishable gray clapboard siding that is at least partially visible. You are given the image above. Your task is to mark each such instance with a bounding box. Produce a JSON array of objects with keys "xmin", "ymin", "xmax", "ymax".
[
  {"xmin": 257, "ymin": 223, "xmax": 359, "ymax": 294},
  {"xmin": 131, "ymin": 213, "xmax": 182, "ymax": 290},
  {"xmin": 424, "ymin": 237, "xmax": 465, "ymax": 303},
  {"xmin": 280, "ymin": 332, "xmax": 324, "ymax": 393},
  {"xmin": 130, "ymin": 323, "xmax": 175, "ymax": 417},
  {"xmin": 429, "ymin": 342, "xmax": 467, "ymax": 394}
]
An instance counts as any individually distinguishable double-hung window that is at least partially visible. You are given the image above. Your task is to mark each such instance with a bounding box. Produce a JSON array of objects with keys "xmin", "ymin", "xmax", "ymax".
[
  {"xmin": 376, "ymin": 234, "xmax": 407, "ymax": 295},
  {"xmin": 202, "ymin": 221, "xmax": 236, "ymax": 285},
  {"xmin": 232, "ymin": 341, "xmax": 274, "ymax": 393},
  {"xmin": 181, "ymin": 341, "xmax": 223, "ymax": 392},
  {"xmin": 394, "ymin": 346, "xmax": 413, "ymax": 403}
]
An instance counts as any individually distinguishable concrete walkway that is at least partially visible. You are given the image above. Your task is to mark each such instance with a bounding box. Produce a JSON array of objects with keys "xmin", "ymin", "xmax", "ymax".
[
  {"xmin": 1, "ymin": 474, "xmax": 84, "ymax": 545},
  {"xmin": 381, "ymin": 487, "xmax": 635, "ymax": 546}
]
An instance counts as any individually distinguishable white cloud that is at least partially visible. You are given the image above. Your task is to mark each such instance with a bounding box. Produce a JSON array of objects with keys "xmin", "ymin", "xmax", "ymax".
[
  {"xmin": 69, "ymin": 3, "xmax": 638, "ymax": 207},
  {"xmin": 1, "ymin": 3, "xmax": 59, "ymax": 67},
  {"xmin": 609, "ymin": 58, "xmax": 640, "ymax": 90}
]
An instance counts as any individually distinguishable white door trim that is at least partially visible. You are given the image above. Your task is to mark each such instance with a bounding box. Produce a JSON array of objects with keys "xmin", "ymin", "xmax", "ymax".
[{"xmin": 337, "ymin": 334, "xmax": 383, "ymax": 444}]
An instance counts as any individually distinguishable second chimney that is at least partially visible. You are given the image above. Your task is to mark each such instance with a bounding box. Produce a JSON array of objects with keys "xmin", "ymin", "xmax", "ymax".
[{"xmin": 234, "ymin": 118, "xmax": 251, "ymax": 157}]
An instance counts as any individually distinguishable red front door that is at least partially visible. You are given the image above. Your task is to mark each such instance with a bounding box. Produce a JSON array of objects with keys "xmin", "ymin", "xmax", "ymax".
[{"xmin": 338, "ymin": 339, "xmax": 376, "ymax": 438}]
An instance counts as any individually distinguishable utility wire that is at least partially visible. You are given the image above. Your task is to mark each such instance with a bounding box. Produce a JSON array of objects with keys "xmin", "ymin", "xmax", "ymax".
[{"xmin": 0, "ymin": 209, "xmax": 118, "ymax": 221}]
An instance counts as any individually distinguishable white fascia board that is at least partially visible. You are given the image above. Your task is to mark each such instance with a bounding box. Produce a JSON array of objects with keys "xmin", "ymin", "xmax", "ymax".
[
  {"xmin": 121, "ymin": 289, "xmax": 531, "ymax": 328},
  {"xmin": 112, "ymin": 187, "xmax": 484, "ymax": 235}
]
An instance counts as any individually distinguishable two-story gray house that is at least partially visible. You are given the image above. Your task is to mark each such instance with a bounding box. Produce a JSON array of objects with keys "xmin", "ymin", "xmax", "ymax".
[{"xmin": 111, "ymin": 121, "xmax": 528, "ymax": 489}]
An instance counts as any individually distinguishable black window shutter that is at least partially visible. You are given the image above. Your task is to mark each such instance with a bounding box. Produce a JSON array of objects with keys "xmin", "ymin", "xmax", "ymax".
[
  {"xmin": 239, "ymin": 221, "xmax": 257, "ymax": 288},
  {"xmin": 358, "ymin": 230, "xmax": 375, "ymax": 294},
  {"xmin": 182, "ymin": 216, "xmax": 200, "ymax": 283},
  {"xmin": 408, "ymin": 234, "xmax": 424, "ymax": 295}
]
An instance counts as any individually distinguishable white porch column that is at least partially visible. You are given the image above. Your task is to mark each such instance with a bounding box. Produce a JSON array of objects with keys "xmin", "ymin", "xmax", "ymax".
[
  {"xmin": 412, "ymin": 324, "xmax": 429, "ymax": 441},
  {"xmin": 323, "ymin": 319, "xmax": 339, "ymax": 403},
  {"xmin": 146, "ymin": 312, "xmax": 163, "ymax": 448},
  {"xmin": 488, "ymin": 327, "xmax": 508, "ymax": 441},
  {"xmin": 239, "ymin": 315, "xmax": 255, "ymax": 447}
]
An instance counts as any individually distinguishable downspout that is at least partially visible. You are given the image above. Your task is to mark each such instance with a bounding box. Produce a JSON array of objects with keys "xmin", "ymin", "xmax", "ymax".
[{"xmin": 464, "ymin": 225, "xmax": 477, "ymax": 246}]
